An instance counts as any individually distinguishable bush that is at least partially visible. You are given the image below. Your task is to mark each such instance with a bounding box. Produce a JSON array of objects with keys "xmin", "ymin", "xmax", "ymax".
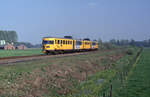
[
  {"xmin": 101, "ymin": 43, "xmax": 116, "ymax": 50},
  {"xmin": 126, "ymin": 49, "xmax": 133, "ymax": 55}
]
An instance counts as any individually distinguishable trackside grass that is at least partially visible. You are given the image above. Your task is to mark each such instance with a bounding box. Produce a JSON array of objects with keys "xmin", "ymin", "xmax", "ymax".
[
  {"xmin": 0, "ymin": 48, "xmax": 42, "ymax": 57},
  {"xmin": 115, "ymin": 48, "xmax": 150, "ymax": 97}
]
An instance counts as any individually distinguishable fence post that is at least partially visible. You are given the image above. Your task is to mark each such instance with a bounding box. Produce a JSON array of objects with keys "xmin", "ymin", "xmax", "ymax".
[
  {"xmin": 103, "ymin": 92, "xmax": 105, "ymax": 97},
  {"xmin": 110, "ymin": 84, "xmax": 112, "ymax": 97}
]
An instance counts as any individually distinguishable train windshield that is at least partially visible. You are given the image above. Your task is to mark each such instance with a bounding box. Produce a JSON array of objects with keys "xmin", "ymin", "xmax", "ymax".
[{"xmin": 43, "ymin": 40, "xmax": 54, "ymax": 44}]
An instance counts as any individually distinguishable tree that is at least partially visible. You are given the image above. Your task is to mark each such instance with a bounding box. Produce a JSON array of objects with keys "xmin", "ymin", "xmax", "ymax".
[
  {"xmin": 130, "ymin": 39, "xmax": 135, "ymax": 46},
  {"xmin": 109, "ymin": 39, "xmax": 116, "ymax": 44},
  {"xmin": 0, "ymin": 30, "xmax": 18, "ymax": 43},
  {"xmin": 98, "ymin": 38, "xmax": 103, "ymax": 48},
  {"xmin": 116, "ymin": 40, "xmax": 120, "ymax": 45}
]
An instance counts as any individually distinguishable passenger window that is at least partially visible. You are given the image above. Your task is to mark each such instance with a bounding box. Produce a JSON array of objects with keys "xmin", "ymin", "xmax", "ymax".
[
  {"xmin": 55, "ymin": 40, "xmax": 57, "ymax": 44},
  {"xmin": 66, "ymin": 41, "xmax": 67, "ymax": 44},
  {"xmin": 58, "ymin": 40, "xmax": 60, "ymax": 44},
  {"xmin": 61, "ymin": 40, "xmax": 62, "ymax": 44},
  {"xmin": 63, "ymin": 40, "xmax": 65, "ymax": 44},
  {"xmin": 68, "ymin": 41, "xmax": 69, "ymax": 44}
]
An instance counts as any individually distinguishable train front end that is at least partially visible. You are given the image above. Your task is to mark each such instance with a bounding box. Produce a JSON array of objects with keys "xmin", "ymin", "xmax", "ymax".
[{"xmin": 42, "ymin": 37, "xmax": 55, "ymax": 54}]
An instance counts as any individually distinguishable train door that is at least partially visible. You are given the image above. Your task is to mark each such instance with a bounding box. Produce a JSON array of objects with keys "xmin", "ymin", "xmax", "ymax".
[
  {"xmin": 60, "ymin": 40, "xmax": 63, "ymax": 50},
  {"xmin": 57, "ymin": 40, "xmax": 61, "ymax": 50}
]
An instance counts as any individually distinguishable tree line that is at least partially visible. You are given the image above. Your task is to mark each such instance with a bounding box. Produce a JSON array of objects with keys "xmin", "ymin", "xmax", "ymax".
[
  {"xmin": 109, "ymin": 39, "xmax": 150, "ymax": 47},
  {"xmin": 0, "ymin": 30, "xmax": 18, "ymax": 43}
]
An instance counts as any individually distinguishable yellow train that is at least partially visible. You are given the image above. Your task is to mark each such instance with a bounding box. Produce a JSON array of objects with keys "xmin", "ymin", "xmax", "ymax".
[{"xmin": 42, "ymin": 37, "xmax": 98, "ymax": 54}]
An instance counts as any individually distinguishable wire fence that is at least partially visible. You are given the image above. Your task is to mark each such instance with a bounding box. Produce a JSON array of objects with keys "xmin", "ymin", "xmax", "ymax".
[{"xmin": 98, "ymin": 48, "xmax": 142, "ymax": 97}]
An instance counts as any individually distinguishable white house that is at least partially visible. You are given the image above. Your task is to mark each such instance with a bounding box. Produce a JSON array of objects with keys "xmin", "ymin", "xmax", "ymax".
[{"xmin": 0, "ymin": 40, "xmax": 6, "ymax": 45}]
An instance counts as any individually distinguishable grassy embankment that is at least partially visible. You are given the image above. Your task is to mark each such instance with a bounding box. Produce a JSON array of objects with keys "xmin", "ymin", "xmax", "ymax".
[
  {"xmin": 0, "ymin": 47, "xmax": 139, "ymax": 96},
  {"xmin": 115, "ymin": 48, "xmax": 150, "ymax": 97},
  {"xmin": 0, "ymin": 48, "xmax": 42, "ymax": 58},
  {"xmin": 66, "ymin": 47, "xmax": 140, "ymax": 97}
]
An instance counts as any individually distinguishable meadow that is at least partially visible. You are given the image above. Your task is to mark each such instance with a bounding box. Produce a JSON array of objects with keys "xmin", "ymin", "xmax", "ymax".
[
  {"xmin": 0, "ymin": 48, "xmax": 42, "ymax": 58},
  {"xmin": 115, "ymin": 48, "xmax": 150, "ymax": 97}
]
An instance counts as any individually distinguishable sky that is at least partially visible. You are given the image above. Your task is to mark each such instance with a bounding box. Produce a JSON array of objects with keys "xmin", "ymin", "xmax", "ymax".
[{"xmin": 0, "ymin": 0, "xmax": 150, "ymax": 44}]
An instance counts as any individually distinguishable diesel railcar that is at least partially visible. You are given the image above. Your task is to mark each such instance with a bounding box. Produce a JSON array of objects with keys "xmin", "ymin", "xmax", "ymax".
[{"xmin": 42, "ymin": 37, "xmax": 98, "ymax": 54}]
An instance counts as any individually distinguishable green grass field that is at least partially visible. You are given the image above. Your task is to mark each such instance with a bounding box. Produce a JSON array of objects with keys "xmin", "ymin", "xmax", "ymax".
[
  {"xmin": 115, "ymin": 48, "xmax": 150, "ymax": 97},
  {"xmin": 0, "ymin": 49, "xmax": 42, "ymax": 57}
]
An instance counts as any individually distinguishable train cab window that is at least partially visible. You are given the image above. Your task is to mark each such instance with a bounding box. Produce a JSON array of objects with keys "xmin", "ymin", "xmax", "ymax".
[
  {"xmin": 42, "ymin": 40, "xmax": 49, "ymax": 44},
  {"xmin": 43, "ymin": 40, "xmax": 54, "ymax": 44},
  {"xmin": 49, "ymin": 40, "xmax": 54, "ymax": 44}
]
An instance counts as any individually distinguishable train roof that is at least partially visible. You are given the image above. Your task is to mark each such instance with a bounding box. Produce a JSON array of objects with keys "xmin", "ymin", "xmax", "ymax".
[
  {"xmin": 43, "ymin": 37, "xmax": 97, "ymax": 42},
  {"xmin": 43, "ymin": 37, "xmax": 74, "ymax": 40}
]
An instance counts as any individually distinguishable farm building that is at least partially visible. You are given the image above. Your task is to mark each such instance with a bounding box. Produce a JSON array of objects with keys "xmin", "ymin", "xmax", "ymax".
[
  {"xmin": 16, "ymin": 45, "xmax": 27, "ymax": 50},
  {"xmin": 0, "ymin": 44, "xmax": 15, "ymax": 50}
]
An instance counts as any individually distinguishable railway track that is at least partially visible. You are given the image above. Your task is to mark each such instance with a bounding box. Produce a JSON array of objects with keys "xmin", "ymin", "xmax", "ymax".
[{"xmin": 0, "ymin": 51, "xmax": 96, "ymax": 65}]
